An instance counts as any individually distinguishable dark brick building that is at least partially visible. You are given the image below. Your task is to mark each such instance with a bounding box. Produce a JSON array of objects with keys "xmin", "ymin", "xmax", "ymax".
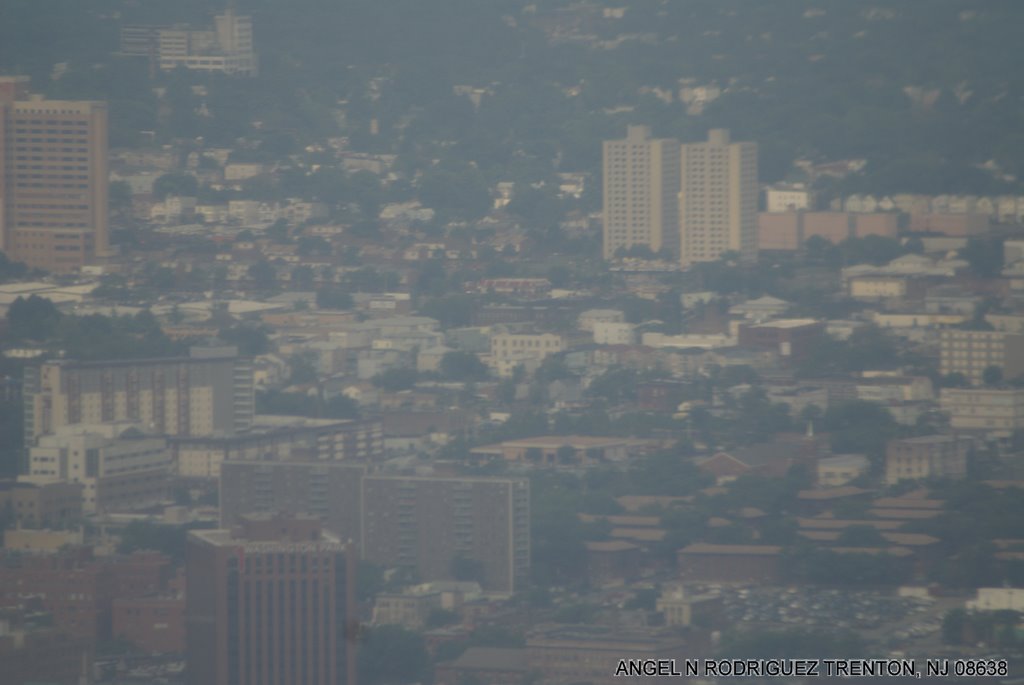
[{"xmin": 185, "ymin": 514, "xmax": 356, "ymax": 685}]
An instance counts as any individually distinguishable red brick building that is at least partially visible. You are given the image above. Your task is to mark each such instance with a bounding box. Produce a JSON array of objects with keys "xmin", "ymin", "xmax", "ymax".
[
  {"xmin": 0, "ymin": 549, "xmax": 115, "ymax": 642},
  {"xmin": 737, "ymin": 319, "xmax": 825, "ymax": 363},
  {"xmin": 186, "ymin": 514, "xmax": 357, "ymax": 685},
  {"xmin": 113, "ymin": 595, "xmax": 185, "ymax": 653},
  {"xmin": 0, "ymin": 612, "xmax": 92, "ymax": 685},
  {"xmin": 0, "ymin": 548, "xmax": 178, "ymax": 646}
]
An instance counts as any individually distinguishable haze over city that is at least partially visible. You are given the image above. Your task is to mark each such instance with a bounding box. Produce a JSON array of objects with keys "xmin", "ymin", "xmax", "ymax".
[{"xmin": 2, "ymin": 1, "xmax": 1024, "ymax": 684}]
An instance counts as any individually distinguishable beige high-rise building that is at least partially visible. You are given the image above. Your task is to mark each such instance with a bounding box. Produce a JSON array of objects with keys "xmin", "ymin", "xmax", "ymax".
[
  {"xmin": 22, "ymin": 347, "xmax": 254, "ymax": 444},
  {"xmin": 602, "ymin": 125, "xmax": 680, "ymax": 259},
  {"xmin": 679, "ymin": 129, "xmax": 758, "ymax": 266},
  {"xmin": 0, "ymin": 77, "xmax": 109, "ymax": 273}
]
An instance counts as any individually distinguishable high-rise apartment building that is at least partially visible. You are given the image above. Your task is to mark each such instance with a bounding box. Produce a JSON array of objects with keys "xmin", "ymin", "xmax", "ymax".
[
  {"xmin": 939, "ymin": 329, "xmax": 1024, "ymax": 385},
  {"xmin": 23, "ymin": 346, "xmax": 254, "ymax": 444},
  {"xmin": 361, "ymin": 474, "xmax": 530, "ymax": 594},
  {"xmin": 186, "ymin": 515, "xmax": 355, "ymax": 685},
  {"xmin": 602, "ymin": 125, "xmax": 680, "ymax": 260},
  {"xmin": 219, "ymin": 460, "xmax": 368, "ymax": 548},
  {"xmin": 0, "ymin": 77, "xmax": 108, "ymax": 273},
  {"xmin": 679, "ymin": 129, "xmax": 758, "ymax": 266},
  {"xmin": 220, "ymin": 466, "xmax": 531, "ymax": 594}
]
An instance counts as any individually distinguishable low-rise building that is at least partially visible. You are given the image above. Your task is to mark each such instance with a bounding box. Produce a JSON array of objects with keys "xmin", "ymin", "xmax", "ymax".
[
  {"xmin": 112, "ymin": 595, "xmax": 185, "ymax": 654},
  {"xmin": 848, "ymin": 275, "xmax": 929, "ymax": 301},
  {"xmin": 817, "ymin": 454, "xmax": 870, "ymax": 487},
  {"xmin": 0, "ymin": 611, "xmax": 93, "ymax": 685},
  {"xmin": 737, "ymin": 319, "xmax": 824, "ymax": 362},
  {"xmin": 372, "ymin": 591, "xmax": 442, "ymax": 629},
  {"xmin": 435, "ymin": 647, "xmax": 532, "ymax": 685},
  {"xmin": 577, "ymin": 309, "xmax": 626, "ymax": 332},
  {"xmin": 525, "ymin": 625, "xmax": 689, "ymax": 685},
  {"xmin": 584, "ymin": 541, "xmax": 641, "ymax": 585},
  {"xmin": 489, "ymin": 332, "xmax": 566, "ymax": 363},
  {"xmin": 656, "ymin": 584, "xmax": 724, "ymax": 628},
  {"xmin": 677, "ymin": 543, "xmax": 783, "ymax": 583},
  {"xmin": 470, "ymin": 436, "xmax": 657, "ymax": 466},
  {"xmin": 940, "ymin": 387, "xmax": 1024, "ymax": 436},
  {"xmin": 25, "ymin": 423, "xmax": 170, "ymax": 514},
  {"xmin": 592, "ymin": 321, "xmax": 636, "ymax": 346},
  {"xmin": 765, "ymin": 184, "xmax": 812, "ymax": 213},
  {"xmin": 0, "ymin": 480, "xmax": 82, "ymax": 528},
  {"xmin": 967, "ymin": 588, "xmax": 1024, "ymax": 612},
  {"xmin": 884, "ymin": 435, "xmax": 971, "ymax": 485},
  {"xmin": 173, "ymin": 415, "xmax": 383, "ymax": 478}
]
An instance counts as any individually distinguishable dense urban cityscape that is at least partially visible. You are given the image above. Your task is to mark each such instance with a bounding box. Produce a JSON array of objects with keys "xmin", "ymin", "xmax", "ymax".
[{"xmin": 2, "ymin": 1, "xmax": 1024, "ymax": 684}]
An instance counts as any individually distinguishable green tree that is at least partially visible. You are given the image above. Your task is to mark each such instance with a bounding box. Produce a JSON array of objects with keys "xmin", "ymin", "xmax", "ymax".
[
  {"xmin": 109, "ymin": 180, "xmax": 134, "ymax": 221},
  {"xmin": 371, "ymin": 367, "xmax": 418, "ymax": 391},
  {"xmin": 983, "ymin": 365, "xmax": 1004, "ymax": 387},
  {"xmin": 248, "ymin": 260, "xmax": 278, "ymax": 291},
  {"xmin": 117, "ymin": 521, "xmax": 212, "ymax": 563},
  {"xmin": 418, "ymin": 161, "xmax": 491, "ymax": 219},
  {"xmin": 942, "ymin": 609, "xmax": 967, "ymax": 645},
  {"xmin": 297, "ymin": 235, "xmax": 332, "ymax": 257},
  {"xmin": 152, "ymin": 172, "xmax": 199, "ymax": 201},
  {"xmin": 6, "ymin": 295, "xmax": 61, "ymax": 341},
  {"xmin": 822, "ymin": 400, "xmax": 900, "ymax": 461},
  {"xmin": 288, "ymin": 352, "xmax": 319, "ymax": 384},
  {"xmin": 291, "ymin": 265, "xmax": 315, "ymax": 291},
  {"xmin": 837, "ymin": 525, "xmax": 887, "ymax": 547},
  {"xmin": 358, "ymin": 626, "xmax": 429, "ymax": 685},
  {"xmin": 324, "ymin": 394, "xmax": 360, "ymax": 419},
  {"xmin": 316, "ymin": 287, "xmax": 354, "ymax": 310},
  {"xmin": 960, "ymin": 237, "xmax": 1004, "ymax": 278},
  {"xmin": 218, "ymin": 324, "xmax": 271, "ymax": 355},
  {"xmin": 439, "ymin": 351, "xmax": 488, "ymax": 381}
]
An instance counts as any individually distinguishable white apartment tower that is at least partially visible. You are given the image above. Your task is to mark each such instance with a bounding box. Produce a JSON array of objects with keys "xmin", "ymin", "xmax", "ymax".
[
  {"xmin": 678, "ymin": 129, "xmax": 758, "ymax": 266},
  {"xmin": 602, "ymin": 125, "xmax": 680, "ymax": 260}
]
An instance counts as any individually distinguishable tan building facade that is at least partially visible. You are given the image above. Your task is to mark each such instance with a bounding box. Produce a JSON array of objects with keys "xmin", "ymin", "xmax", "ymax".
[
  {"xmin": 26, "ymin": 422, "xmax": 171, "ymax": 514},
  {"xmin": 940, "ymin": 387, "xmax": 1024, "ymax": 436},
  {"xmin": 679, "ymin": 129, "xmax": 758, "ymax": 266},
  {"xmin": 361, "ymin": 475, "xmax": 530, "ymax": 594},
  {"xmin": 175, "ymin": 416, "xmax": 382, "ymax": 479},
  {"xmin": 602, "ymin": 125, "xmax": 680, "ymax": 259},
  {"xmin": 122, "ymin": 10, "xmax": 257, "ymax": 76},
  {"xmin": 23, "ymin": 347, "xmax": 254, "ymax": 444},
  {"xmin": 0, "ymin": 479, "xmax": 82, "ymax": 528},
  {"xmin": 0, "ymin": 78, "xmax": 108, "ymax": 273},
  {"xmin": 489, "ymin": 332, "xmax": 565, "ymax": 363},
  {"xmin": 884, "ymin": 435, "xmax": 970, "ymax": 485},
  {"xmin": 939, "ymin": 329, "xmax": 1024, "ymax": 385}
]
